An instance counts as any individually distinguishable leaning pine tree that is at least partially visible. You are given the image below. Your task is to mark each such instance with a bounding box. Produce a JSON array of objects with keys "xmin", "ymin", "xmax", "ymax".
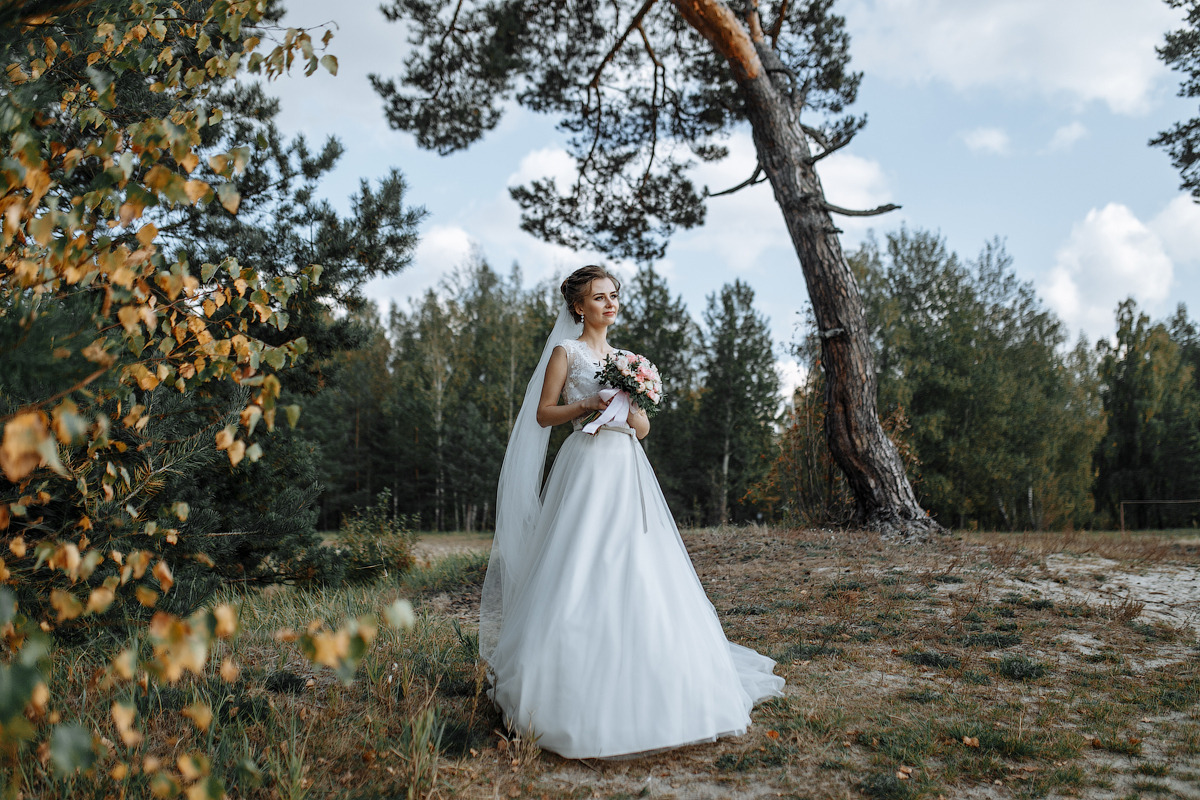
[{"xmin": 373, "ymin": 0, "xmax": 938, "ymax": 535}]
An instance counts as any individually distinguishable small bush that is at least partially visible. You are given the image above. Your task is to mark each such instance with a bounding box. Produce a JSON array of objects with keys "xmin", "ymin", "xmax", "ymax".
[
  {"xmin": 994, "ymin": 655, "xmax": 1048, "ymax": 681},
  {"xmin": 962, "ymin": 632, "xmax": 1022, "ymax": 649},
  {"xmin": 860, "ymin": 772, "xmax": 916, "ymax": 800},
  {"xmin": 728, "ymin": 604, "xmax": 770, "ymax": 615},
  {"xmin": 827, "ymin": 578, "xmax": 869, "ymax": 595},
  {"xmin": 777, "ymin": 641, "xmax": 840, "ymax": 661},
  {"xmin": 901, "ymin": 651, "xmax": 961, "ymax": 670},
  {"xmin": 334, "ymin": 489, "xmax": 416, "ymax": 583},
  {"xmin": 401, "ymin": 551, "xmax": 488, "ymax": 599}
]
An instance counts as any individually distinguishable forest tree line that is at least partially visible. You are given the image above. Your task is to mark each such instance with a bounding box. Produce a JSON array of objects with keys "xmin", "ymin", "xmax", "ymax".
[{"xmin": 300, "ymin": 232, "xmax": 1200, "ymax": 533}]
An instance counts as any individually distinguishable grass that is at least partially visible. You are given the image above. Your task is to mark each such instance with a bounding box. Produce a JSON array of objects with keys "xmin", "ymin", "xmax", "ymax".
[{"xmin": 13, "ymin": 526, "xmax": 1200, "ymax": 799}]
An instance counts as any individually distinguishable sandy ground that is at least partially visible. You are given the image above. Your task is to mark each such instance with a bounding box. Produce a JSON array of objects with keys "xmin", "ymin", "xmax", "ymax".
[
  {"xmin": 1017, "ymin": 551, "xmax": 1200, "ymax": 633},
  {"xmin": 412, "ymin": 532, "xmax": 493, "ymax": 564}
]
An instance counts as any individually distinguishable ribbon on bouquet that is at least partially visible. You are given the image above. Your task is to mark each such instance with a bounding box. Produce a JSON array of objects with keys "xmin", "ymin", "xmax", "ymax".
[{"xmin": 582, "ymin": 388, "xmax": 630, "ymax": 434}]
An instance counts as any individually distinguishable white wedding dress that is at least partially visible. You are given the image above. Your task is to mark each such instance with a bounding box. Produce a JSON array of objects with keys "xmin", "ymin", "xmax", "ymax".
[{"xmin": 486, "ymin": 337, "xmax": 784, "ymax": 759}]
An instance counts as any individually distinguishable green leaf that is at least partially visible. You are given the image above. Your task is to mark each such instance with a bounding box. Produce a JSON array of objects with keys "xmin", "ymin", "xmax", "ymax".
[
  {"xmin": 0, "ymin": 587, "xmax": 15, "ymax": 628},
  {"xmin": 0, "ymin": 662, "xmax": 41, "ymax": 721},
  {"xmin": 284, "ymin": 405, "xmax": 301, "ymax": 428},
  {"xmin": 201, "ymin": 262, "xmax": 219, "ymax": 282},
  {"xmin": 263, "ymin": 348, "xmax": 285, "ymax": 370},
  {"xmin": 237, "ymin": 757, "xmax": 264, "ymax": 788},
  {"xmin": 320, "ymin": 55, "xmax": 338, "ymax": 76},
  {"xmin": 50, "ymin": 724, "xmax": 97, "ymax": 775}
]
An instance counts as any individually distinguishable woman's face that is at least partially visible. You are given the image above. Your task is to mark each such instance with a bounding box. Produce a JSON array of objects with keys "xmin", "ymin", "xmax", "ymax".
[{"xmin": 576, "ymin": 277, "xmax": 619, "ymax": 328}]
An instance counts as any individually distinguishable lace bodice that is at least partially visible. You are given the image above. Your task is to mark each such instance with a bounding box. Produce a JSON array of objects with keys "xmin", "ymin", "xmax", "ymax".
[{"xmin": 557, "ymin": 338, "xmax": 606, "ymax": 406}]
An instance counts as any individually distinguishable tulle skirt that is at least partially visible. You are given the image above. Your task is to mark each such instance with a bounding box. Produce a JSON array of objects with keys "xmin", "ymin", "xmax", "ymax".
[{"xmin": 488, "ymin": 427, "xmax": 784, "ymax": 759}]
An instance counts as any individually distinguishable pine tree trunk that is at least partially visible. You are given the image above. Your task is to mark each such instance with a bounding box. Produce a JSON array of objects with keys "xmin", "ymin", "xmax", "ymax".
[{"xmin": 726, "ymin": 40, "xmax": 938, "ymax": 537}]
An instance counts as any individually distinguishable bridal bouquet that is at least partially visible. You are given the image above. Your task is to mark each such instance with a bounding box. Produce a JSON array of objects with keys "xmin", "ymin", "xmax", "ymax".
[
  {"xmin": 579, "ymin": 352, "xmax": 665, "ymax": 435},
  {"xmin": 596, "ymin": 352, "xmax": 665, "ymax": 415}
]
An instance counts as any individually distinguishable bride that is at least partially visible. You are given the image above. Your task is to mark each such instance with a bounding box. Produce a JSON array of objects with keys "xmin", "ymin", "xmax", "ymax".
[{"xmin": 481, "ymin": 265, "xmax": 784, "ymax": 759}]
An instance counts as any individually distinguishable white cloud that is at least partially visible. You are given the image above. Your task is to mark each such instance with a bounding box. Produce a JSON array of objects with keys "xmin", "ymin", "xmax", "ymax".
[
  {"xmin": 1047, "ymin": 122, "xmax": 1088, "ymax": 152},
  {"xmin": 962, "ymin": 127, "xmax": 1012, "ymax": 155},
  {"xmin": 365, "ymin": 224, "xmax": 474, "ymax": 312},
  {"xmin": 819, "ymin": 151, "xmax": 894, "ymax": 216},
  {"xmin": 1150, "ymin": 194, "xmax": 1200, "ymax": 265},
  {"xmin": 674, "ymin": 134, "xmax": 895, "ymax": 274},
  {"xmin": 843, "ymin": 0, "xmax": 1179, "ymax": 114},
  {"xmin": 1042, "ymin": 203, "xmax": 1175, "ymax": 338},
  {"xmin": 506, "ymin": 147, "xmax": 579, "ymax": 189}
]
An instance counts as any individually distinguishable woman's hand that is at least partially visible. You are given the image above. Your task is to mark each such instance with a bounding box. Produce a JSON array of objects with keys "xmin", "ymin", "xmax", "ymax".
[
  {"xmin": 583, "ymin": 393, "xmax": 612, "ymax": 412},
  {"xmin": 628, "ymin": 402, "xmax": 650, "ymax": 440}
]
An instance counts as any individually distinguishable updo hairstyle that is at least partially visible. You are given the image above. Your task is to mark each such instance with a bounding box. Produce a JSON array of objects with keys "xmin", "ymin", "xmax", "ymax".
[{"xmin": 560, "ymin": 265, "xmax": 621, "ymax": 324}]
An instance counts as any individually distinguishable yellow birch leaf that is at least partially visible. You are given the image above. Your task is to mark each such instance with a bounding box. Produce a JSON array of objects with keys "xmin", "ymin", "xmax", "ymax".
[
  {"xmin": 110, "ymin": 266, "xmax": 134, "ymax": 288},
  {"xmin": 117, "ymin": 305, "xmax": 141, "ymax": 333},
  {"xmin": 217, "ymin": 182, "xmax": 239, "ymax": 213},
  {"xmin": 310, "ymin": 630, "xmax": 350, "ymax": 668},
  {"xmin": 112, "ymin": 648, "xmax": 135, "ymax": 679},
  {"xmin": 149, "ymin": 773, "xmax": 178, "ymax": 798},
  {"xmin": 227, "ymin": 439, "xmax": 245, "ymax": 466},
  {"xmin": 179, "ymin": 151, "xmax": 199, "ymax": 174},
  {"xmin": 1, "ymin": 411, "xmax": 50, "ymax": 481},
  {"xmin": 153, "ymin": 561, "xmax": 173, "ymax": 592},
  {"xmin": 112, "ymin": 701, "xmax": 142, "ymax": 747},
  {"xmin": 86, "ymin": 585, "xmax": 115, "ymax": 614},
  {"xmin": 50, "ymin": 589, "xmax": 83, "ymax": 621},
  {"xmin": 136, "ymin": 586, "xmax": 159, "ymax": 607},
  {"xmin": 136, "ymin": 223, "xmax": 157, "ymax": 246},
  {"xmin": 143, "ymin": 164, "xmax": 171, "ymax": 191},
  {"xmin": 183, "ymin": 180, "xmax": 208, "ymax": 204},
  {"xmin": 240, "ymin": 405, "xmax": 262, "ymax": 434},
  {"xmin": 9, "ymin": 535, "xmax": 25, "ymax": 557},
  {"xmin": 181, "ymin": 704, "xmax": 213, "ymax": 732},
  {"xmin": 128, "ymin": 550, "xmax": 151, "ymax": 580},
  {"xmin": 220, "ymin": 659, "xmax": 239, "ymax": 682},
  {"xmin": 30, "ymin": 682, "xmax": 49, "ymax": 713},
  {"xmin": 212, "ymin": 604, "xmax": 237, "ymax": 637}
]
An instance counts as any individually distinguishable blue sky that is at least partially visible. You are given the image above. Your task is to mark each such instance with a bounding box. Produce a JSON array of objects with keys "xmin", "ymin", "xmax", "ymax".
[{"xmin": 264, "ymin": 0, "xmax": 1200, "ymax": 390}]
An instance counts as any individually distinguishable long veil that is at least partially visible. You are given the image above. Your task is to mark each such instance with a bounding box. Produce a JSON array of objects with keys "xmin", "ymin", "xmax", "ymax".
[{"xmin": 480, "ymin": 305, "xmax": 581, "ymax": 665}]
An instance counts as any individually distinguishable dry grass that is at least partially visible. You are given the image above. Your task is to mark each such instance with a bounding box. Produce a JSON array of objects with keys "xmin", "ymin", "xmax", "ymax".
[{"xmin": 23, "ymin": 526, "xmax": 1200, "ymax": 799}]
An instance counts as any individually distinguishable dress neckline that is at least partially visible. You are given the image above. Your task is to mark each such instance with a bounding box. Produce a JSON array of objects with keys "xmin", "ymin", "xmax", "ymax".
[{"xmin": 575, "ymin": 338, "xmax": 614, "ymax": 364}]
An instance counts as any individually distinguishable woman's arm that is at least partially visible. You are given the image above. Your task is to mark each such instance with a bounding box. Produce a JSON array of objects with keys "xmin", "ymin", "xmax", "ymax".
[
  {"xmin": 536, "ymin": 346, "xmax": 609, "ymax": 428},
  {"xmin": 628, "ymin": 403, "xmax": 650, "ymax": 440}
]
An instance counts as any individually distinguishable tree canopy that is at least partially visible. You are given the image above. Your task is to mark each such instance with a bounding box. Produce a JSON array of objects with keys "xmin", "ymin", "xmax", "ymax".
[
  {"xmin": 374, "ymin": 0, "xmax": 863, "ymax": 261},
  {"xmin": 1153, "ymin": 0, "xmax": 1200, "ymax": 199}
]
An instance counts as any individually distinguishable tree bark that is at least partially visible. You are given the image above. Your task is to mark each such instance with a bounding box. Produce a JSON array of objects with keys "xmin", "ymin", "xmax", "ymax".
[{"xmin": 673, "ymin": 0, "xmax": 939, "ymax": 537}]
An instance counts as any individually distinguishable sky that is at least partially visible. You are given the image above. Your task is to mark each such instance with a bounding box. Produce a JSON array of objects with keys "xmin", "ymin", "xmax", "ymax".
[{"xmin": 262, "ymin": 0, "xmax": 1200, "ymax": 391}]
